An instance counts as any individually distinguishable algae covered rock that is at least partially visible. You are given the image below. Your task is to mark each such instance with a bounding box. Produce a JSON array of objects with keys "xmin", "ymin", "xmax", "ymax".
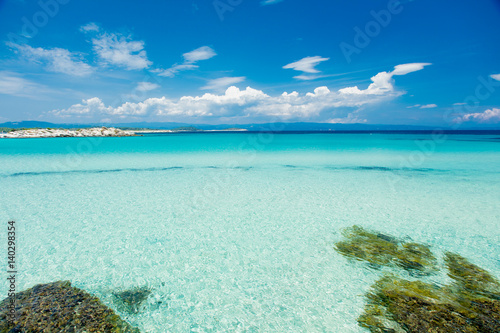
[
  {"xmin": 359, "ymin": 260, "xmax": 500, "ymax": 333},
  {"xmin": 335, "ymin": 225, "xmax": 438, "ymax": 275},
  {"xmin": 335, "ymin": 225, "xmax": 399, "ymax": 266},
  {"xmin": 0, "ymin": 280, "xmax": 140, "ymax": 333},
  {"xmin": 113, "ymin": 287, "xmax": 152, "ymax": 314},
  {"xmin": 444, "ymin": 252, "xmax": 500, "ymax": 299},
  {"xmin": 395, "ymin": 242, "xmax": 437, "ymax": 273},
  {"xmin": 337, "ymin": 226, "xmax": 500, "ymax": 332}
]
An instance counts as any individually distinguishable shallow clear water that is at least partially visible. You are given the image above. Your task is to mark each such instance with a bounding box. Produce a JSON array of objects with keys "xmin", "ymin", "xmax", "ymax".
[{"xmin": 0, "ymin": 133, "xmax": 499, "ymax": 332}]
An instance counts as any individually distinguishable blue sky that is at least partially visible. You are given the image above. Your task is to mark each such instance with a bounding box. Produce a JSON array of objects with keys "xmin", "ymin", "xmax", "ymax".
[{"xmin": 0, "ymin": 0, "xmax": 499, "ymax": 126}]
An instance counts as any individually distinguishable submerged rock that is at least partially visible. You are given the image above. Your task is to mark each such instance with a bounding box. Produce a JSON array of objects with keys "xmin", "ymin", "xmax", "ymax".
[
  {"xmin": 334, "ymin": 225, "xmax": 438, "ymax": 275},
  {"xmin": 395, "ymin": 242, "xmax": 436, "ymax": 273},
  {"xmin": 444, "ymin": 252, "xmax": 500, "ymax": 299},
  {"xmin": 113, "ymin": 287, "xmax": 152, "ymax": 314},
  {"xmin": 359, "ymin": 256, "xmax": 500, "ymax": 333},
  {"xmin": 337, "ymin": 226, "xmax": 500, "ymax": 332},
  {"xmin": 0, "ymin": 280, "xmax": 140, "ymax": 332}
]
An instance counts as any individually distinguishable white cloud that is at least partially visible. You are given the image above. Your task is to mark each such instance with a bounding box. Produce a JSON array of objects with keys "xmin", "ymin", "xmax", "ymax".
[
  {"xmin": 0, "ymin": 71, "xmax": 53, "ymax": 98},
  {"xmin": 283, "ymin": 56, "xmax": 329, "ymax": 75},
  {"xmin": 391, "ymin": 63, "xmax": 431, "ymax": 75},
  {"xmin": 293, "ymin": 74, "xmax": 329, "ymax": 81},
  {"xmin": 92, "ymin": 33, "xmax": 151, "ymax": 70},
  {"xmin": 183, "ymin": 46, "xmax": 217, "ymax": 63},
  {"xmin": 51, "ymin": 97, "xmax": 113, "ymax": 117},
  {"xmin": 261, "ymin": 0, "xmax": 284, "ymax": 5},
  {"xmin": 80, "ymin": 22, "xmax": 100, "ymax": 33},
  {"xmin": 491, "ymin": 74, "xmax": 500, "ymax": 81},
  {"xmin": 201, "ymin": 77, "xmax": 246, "ymax": 90},
  {"xmin": 136, "ymin": 82, "xmax": 160, "ymax": 92},
  {"xmin": 7, "ymin": 43, "xmax": 93, "ymax": 77},
  {"xmin": 157, "ymin": 64, "xmax": 199, "ymax": 78},
  {"xmin": 420, "ymin": 104, "xmax": 437, "ymax": 109},
  {"xmin": 52, "ymin": 86, "xmax": 267, "ymax": 118},
  {"xmin": 159, "ymin": 46, "xmax": 216, "ymax": 77},
  {"xmin": 339, "ymin": 72, "xmax": 394, "ymax": 95},
  {"xmin": 52, "ymin": 63, "xmax": 429, "ymax": 121},
  {"xmin": 455, "ymin": 108, "xmax": 500, "ymax": 123},
  {"xmin": 453, "ymin": 102, "xmax": 466, "ymax": 106},
  {"xmin": 408, "ymin": 103, "xmax": 437, "ymax": 109},
  {"xmin": 338, "ymin": 63, "xmax": 431, "ymax": 96}
]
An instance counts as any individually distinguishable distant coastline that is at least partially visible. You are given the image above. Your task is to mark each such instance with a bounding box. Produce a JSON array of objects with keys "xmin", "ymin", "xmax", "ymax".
[
  {"xmin": 0, "ymin": 127, "xmax": 136, "ymax": 139},
  {"xmin": 0, "ymin": 126, "xmax": 249, "ymax": 138},
  {"xmin": 133, "ymin": 127, "xmax": 248, "ymax": 134},
  {"xmin": 2, "ymin": 126, "xmax": 500, "ymax": 138},
  {"xmin": 2, "ymin": 121, "xmax": 500, "ymax": 133},
  {"xmin": 1, "ymin": 121, "xmax": 500, "ymax": 139}
]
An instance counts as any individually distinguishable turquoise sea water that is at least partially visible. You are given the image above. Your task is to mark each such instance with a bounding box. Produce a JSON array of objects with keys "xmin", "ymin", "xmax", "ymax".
[{"xmin": 0, "ymin": 133, "xmax": 499, "ymax": 332}]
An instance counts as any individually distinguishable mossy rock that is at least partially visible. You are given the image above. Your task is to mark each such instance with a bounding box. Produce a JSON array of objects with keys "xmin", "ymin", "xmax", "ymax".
[
  {"xmin": 395, "ymin": 242, "xmax": 437, "ymax": 273},
  {"xmin": 444, "ymin": 252, "xmax": 500, "ymax": 299},
  {"xmin": 0, "ymin": 281, "xmax": 140, "ymax": 332},
  {"xmin": 113, "ymin": 287, "xmax": 152, "ymax": 314},
  {"xmin": 335, "ymin": 225, "xmax": 399, "ymax": 266},
  {"xmin": 359, "ymin": 260, "xmax": 500, "ymax": 333},
  {"xmin": 335, "ymin": 226, "xmax": 437, "ymax": 275}
]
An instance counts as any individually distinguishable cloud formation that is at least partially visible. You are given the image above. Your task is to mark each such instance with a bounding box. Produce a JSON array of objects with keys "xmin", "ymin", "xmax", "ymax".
[
  {"xmin": 338, "ymin": 63, "xmax": 431, "ymax": 95},
  {"xmin": 455, "ymin": 108, "xmax": 500, "ymax": 123},
  {"xmin": 159, "ymin": 46, "xmax": 216, "ymax": 77},
  {"xmin": 52, "ymin": 97, "xmax": 113, "ymax": 116},
  {"xmin": 91, "ymin": 33, "xmax": 152, "ymax": 70},
  {"xmin": 52, "ymin": 63, "xmax": 429, "ymax": 122},
  {"xmin": 491, "ymin": 74, "xmax": 500, "ymax": 81},
  {"xmin": 136, "ymin": 82, "xmax": 160, "ymax": 92},
  {"xmin": 0, "ymin": 71, "xmax": 54, "ymax": 98},
  {"xmin": 7, "ymin": 43, "xmax": 93, "ymax": 77},
  {"xmin": 284, "ymin": 57, "xmax": 329, "ymax": 73},
  {"xmin": 261, "ymin": 0, "xmax": 284, "ymax": 5},
  {"xmin": 391, "ymin": 63, "xmax": 431, "ymax": 75},
  {"xmin": 407, "ymin": 103, "xmax": 438, "ymax": 109},
  {"xmin": 80, "ymin": 22, "xmax": 100, "ymax": 33},
  {"xmin": 183, "ymin": 46, "xmax": 217, "ymax": 63},
  {"xmin": 201, "ymin": 77, "xmax": 246, "ymax": 90}
]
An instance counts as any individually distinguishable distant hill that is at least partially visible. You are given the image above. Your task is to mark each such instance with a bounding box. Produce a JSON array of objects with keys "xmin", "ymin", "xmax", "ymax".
[
  {"xmin": 0, "ymin": 121, "xmax": 76, "ymax": 129},
  {"xmin": 170, "ymin": 126, "xmax": 203, "ymax": 132}
]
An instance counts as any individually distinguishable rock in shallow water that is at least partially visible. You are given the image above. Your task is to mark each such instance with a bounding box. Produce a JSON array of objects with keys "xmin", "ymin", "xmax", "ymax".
[
  {"xmin": 444, "ymin": 252, "xmax": 500, "ymax": 299},
  {"xmin": 336, "ymin": 226, "xmax": 500, "ymax": 332},
  {"xmin": 334, "ymin": 225, "xmax": 438, "ymax": 275},
  {"xmin": 113, "ymin": 287, "xmax": 152, "ymax": 314},
  {"xmin": 358, "ymin": 256, "xmax": 500, "ymax": 333},
  {"xmin": 0, "ymin": 281, "xmax": 140, "ymax": 332}
]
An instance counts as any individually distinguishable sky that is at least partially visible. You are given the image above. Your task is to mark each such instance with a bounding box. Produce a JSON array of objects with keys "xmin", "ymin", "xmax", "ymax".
[{"xmin": 0, "ymin": 0, "xmax": 499, "ymax": 126}]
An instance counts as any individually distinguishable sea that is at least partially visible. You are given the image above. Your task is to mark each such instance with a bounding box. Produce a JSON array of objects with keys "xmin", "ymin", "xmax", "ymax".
[{"xmin": 0, "ymin": 132, "xmax": 499, "ymax": 332}]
